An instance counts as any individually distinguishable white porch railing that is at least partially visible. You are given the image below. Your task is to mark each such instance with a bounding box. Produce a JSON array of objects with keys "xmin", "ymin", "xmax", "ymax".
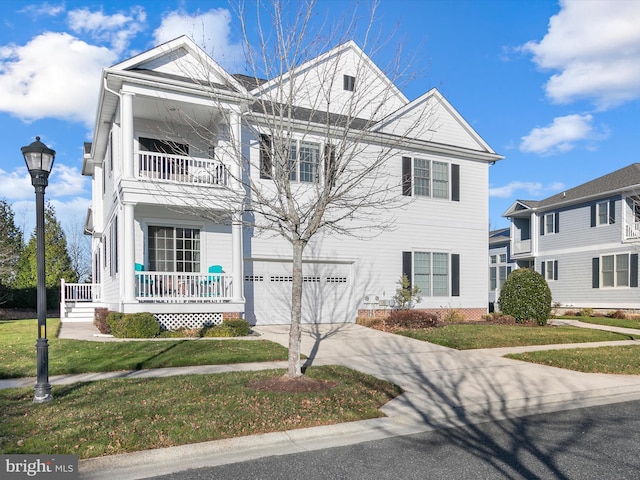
[
  {"xmin": 135, "ymin": 272, "xmax": 233, "ymax": 302},
  {"xmin": 626, "ymin": 222, "xmax": 640, "ymax": 240},
  {"xmin": 137, "ymin": 151, "xmax": 229, "ymax": 186},
  {"xmin": 61, "ymin": 279, "xmax": 102, "ymax": 303},
  {"xmin": 513, "ymin": 239, "xmax": 531, "ymax": 254}
]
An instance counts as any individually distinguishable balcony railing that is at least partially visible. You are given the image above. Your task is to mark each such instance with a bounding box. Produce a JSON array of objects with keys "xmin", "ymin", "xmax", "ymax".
[
  {"xmin": 513, "ymin": 239, "xmax": 531, "ymax": 254},
  {"xmin": 137, "ymin": 151, "xmax": 229, "ymax": 186},
  {"xmin": 135, "ymin": 272, "xmax": 233, "ymax": 302},
  {"xmin": 626, "ymin": 222, "xmax": 640, "ymax": 240},
  {"xmin": 61, "ymin": 280, "xmax": 101, "ymax": 303}
]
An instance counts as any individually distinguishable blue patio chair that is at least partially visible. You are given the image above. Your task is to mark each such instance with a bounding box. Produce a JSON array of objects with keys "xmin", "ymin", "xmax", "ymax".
[
  {"xmin": 205, "ymin": 265, "xmax": 224, "ymax": 296},
  {"xmin": 135, "ymin": 263, "xmax": 153, "ymax": 294}
]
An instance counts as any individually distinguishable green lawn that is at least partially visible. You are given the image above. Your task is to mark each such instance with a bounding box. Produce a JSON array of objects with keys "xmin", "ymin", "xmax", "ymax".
[
  {"xmin": 506, "ymin": 345, "xmax": 640, "ymax": 374},
  {"xmin": 396, "ymin": 324, "xmax": 638, "ymax": 350},
  {"xmin": 0, "ymin": 365, "xmax": 402, "ymax": 459},
  {"xmin": 0, "ymin": 318, "xmax": 289, "ymax": 378},
  {"xmin": 559, "ymin": 315, "xmax": 640, "ymax": 330}
]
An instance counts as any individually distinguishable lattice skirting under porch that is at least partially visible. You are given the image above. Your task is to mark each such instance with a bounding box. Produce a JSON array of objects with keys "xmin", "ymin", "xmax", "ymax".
[{"xmin": 154, "ymin": 312, "xmax": 224, "ymax": 330}]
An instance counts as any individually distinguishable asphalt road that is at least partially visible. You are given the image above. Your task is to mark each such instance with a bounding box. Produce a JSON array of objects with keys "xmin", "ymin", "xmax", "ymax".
[{"xmin": 148, "ymin": 399, "xmax": 640, "ymax": 480}]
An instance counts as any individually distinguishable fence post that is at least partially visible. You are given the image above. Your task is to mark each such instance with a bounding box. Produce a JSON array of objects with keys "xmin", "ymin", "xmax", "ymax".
[{"xmin": 60, "ymin": 278, "xmax": 66, "ymax": 319}]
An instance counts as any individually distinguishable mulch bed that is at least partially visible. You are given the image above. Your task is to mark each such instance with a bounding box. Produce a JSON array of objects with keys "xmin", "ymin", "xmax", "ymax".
[
  {"xmin": 0, "ymin": 308, "xmax": 58, "ymax": 320},
  {"xmin": 247, "ymin": 374, "xmax": 339, "ymax": 393}
]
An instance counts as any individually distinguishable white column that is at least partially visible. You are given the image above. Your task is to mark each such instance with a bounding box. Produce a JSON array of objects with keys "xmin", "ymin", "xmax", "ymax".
[
  {"xmin": 229, "ymin": 110, "xmax": 244, "ymax": 302},
  {"xmin": 122, "ymin": 202, "xmax": 136, "ymax": 303},
  {"xmin": 121, "ymin": 91, "xmax": 135, "ymax": 179}
]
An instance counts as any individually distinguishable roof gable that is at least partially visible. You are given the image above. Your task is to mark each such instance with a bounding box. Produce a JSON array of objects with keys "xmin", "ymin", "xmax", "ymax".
[
  {"xmin": 373, "ymin": 88, "xmax": 495, "ymax": 153},
  {"xmin": 253, "ymin": 40, "xmax": 408, "ymax": 122},
  {"xmin": 110, "ymin": 35, "xmax": 247, "ymax": 93}
]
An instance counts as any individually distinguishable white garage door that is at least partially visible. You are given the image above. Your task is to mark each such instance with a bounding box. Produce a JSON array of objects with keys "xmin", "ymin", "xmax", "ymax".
[{"xmin": 244, "ymin": 261, "xmax": 354, "ymax": 325}]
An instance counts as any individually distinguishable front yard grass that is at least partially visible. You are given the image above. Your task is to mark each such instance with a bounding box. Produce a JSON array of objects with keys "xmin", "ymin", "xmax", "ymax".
[
  {"xmin": 0, "ymin": 319, "xmax": 289, "ymax": 379},
  {"xmin": 0, "ymin": 365, "xmax": 402, "ymax": 459},
  {"xmin": 506, "ymin": 345, "xmax": 640, "ymax": 374},
  {"xmin": 559, "ymin": 315, "xmax": 640, "ymax": 330},
  {"xmin": 396, "ymin": 324, "xmax": 638, "ymax": 350}
]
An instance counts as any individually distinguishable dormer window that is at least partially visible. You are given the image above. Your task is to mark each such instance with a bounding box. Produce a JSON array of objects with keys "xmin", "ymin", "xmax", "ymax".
[{"xmin": 343, "ymin": 75, "xmax": 356, "ymax": 92}]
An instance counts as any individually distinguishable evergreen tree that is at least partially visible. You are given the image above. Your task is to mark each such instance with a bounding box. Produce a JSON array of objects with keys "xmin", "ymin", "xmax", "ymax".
[
  {"xmin": 16, "ymin": 203, "xmax": 77, "ymax": 288},
  {"xmin": 0, "ymin": 200, "xmax": 24, "ymax": 302}
]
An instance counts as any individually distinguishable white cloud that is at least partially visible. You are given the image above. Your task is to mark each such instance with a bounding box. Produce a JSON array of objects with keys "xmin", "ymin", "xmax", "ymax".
[
  {"xmin": 67, "ymin": 6, "xmax": 146, "ymax": 55},
  {"xmin": 522, "ymin": 0, "xmax": 640, "ymax": 108},
  {"xmin": 520, "ymin": 114, "xmax": 596, "ymax": 155},
  {"xmin": 48, "ymin": 164, "xmax": 88, "ymax": 197},
  {"xmin": 153, "ymin": 9, "xmax": 244, "ymax": 70},
  {"xmin": 18, "ymin": 2, "xmax": 65, "ymax": 17},
  {"xmin": 489, "ymin": 181, "xmax": 566, "ymax": 199},
  {"xmin": 0, "ymin": 32, "xmax": 117, "ymax": 126},
  {"xmin": 0, "ymin": 168, "xmax": 33, "ymax": 201}
]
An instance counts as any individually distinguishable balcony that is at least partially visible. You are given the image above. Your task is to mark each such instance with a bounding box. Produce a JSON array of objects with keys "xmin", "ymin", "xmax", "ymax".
[
  {"xmin": 513, "ymin": 239, "xmax": 531, "ymax": 254},
  {"xmin": 137, "ymin": 151, "xmax": 229, "ymax": 186},
  {"xmin": 135, "ymin": 272, "xmax": 233, "ymax": 303},
  {"xmin": 626, "ymin": 222, "xmax": 640, "ymax": 240}
]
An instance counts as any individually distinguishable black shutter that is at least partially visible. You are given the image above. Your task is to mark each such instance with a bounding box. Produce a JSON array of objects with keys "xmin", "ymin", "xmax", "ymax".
[
  {"xmin": 591, "ymin": 205, "xmax": 596, "ymax": 227},
  {"xmin": 402, "ymin": 251, "xmax": 413, "ymax": 287},
  {"xmin": 402, "ymin": 157, "xmax": 412, "ymax": 196},
  {"xmin": 631, "ymin": 254, "xmax": 638, "ymax": 288},
  {"xmin": 554, "ymin": 212, "xmax": 560, "ymax": 233},
  {"xmin": 541, "ymin": 261, "xmax": 546, "ymax": 278},
  {"xmin": 451, "ymin": 254, "xmax": 460, "ymax": 297},
  {"xmin": 609, "ymin": 199, "xmax": 616, "ymax": 224},
  {"xmin": 507, "ymin": 266, "xmax": 512, "ymax": 276},
  {"xmin": 259, "ymin": 134, "xmax": 272, "ymax": 179},
  {"xmin": 540, "ymin": 215, "xmax": 545, "ymax": 236},
  {"xmin": 592, "ymin": 257, "xmax": 600, "ymax": 288},
  {"xmin": 451, "ymin": 164, "xmax": 460, "ymax": 202},
  {"xmin": 554, "ymin": 260, "xmax": 558, "ymax": 281}
]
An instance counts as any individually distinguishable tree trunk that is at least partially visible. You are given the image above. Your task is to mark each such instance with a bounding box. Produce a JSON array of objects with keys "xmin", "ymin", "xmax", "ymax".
[{"xmin": 287, "ymin": 239, "xmax": 304, "ymax": 377}]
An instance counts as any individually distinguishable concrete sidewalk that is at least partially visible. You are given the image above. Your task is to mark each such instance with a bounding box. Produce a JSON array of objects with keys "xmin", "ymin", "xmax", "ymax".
[{"xmin": 12, "ymin": 321, "xmax": 640, "ymax": 479}]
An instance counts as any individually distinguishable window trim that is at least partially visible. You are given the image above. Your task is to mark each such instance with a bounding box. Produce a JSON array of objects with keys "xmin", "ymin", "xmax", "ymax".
[
  {"xmin": 148, "ymin": 225, "xmax": 201, "ymax": 273},
  {"xmin": 402, "ymin": 157, "xmax": 458, "ymax": 201},
  {"xmin": 600, "ymin": 253, "xmax": 629, "ymax": 288}
]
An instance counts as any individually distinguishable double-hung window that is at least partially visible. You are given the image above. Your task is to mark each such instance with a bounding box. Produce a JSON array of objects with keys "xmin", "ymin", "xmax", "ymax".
[
  {"xmin": 402, "ymin": 157, "xmax": 459, "ymax": 201},
  {"xmin": 598, "ymin": 202, "xmax": 608, "ymax": 226},
  {"xmin": 286, "ymin": 140, "xmax": 320, "ymax": 182},
  {"xmin": 149, "ymin": 226, "xmax": 200, "ymax": 273},
  {"xmin": 601, "ymin": 254, "xmax": 628, "ymax": 287},
  {"xmin": 412, "ymin": 251, "xmax": 449, "ymax": 297}
]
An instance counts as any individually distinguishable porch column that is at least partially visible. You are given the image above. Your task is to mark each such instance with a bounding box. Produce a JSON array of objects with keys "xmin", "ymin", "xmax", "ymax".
[
  {"xmin": 121, "ymin": 91, "xmax": 135, "ymax": 179},
  {"xmin": 230, "ymin": 110, "xmax": 244, "ymax": 302},
  {"xmin": 122, "ymin": 202, "xmax": 136, "ymax": 303}
]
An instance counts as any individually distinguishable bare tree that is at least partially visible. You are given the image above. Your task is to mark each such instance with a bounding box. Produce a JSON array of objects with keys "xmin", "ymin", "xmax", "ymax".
[
  {"xmin": 66, "ymin": 220, "xmax": 92, "ymax": 283},
  {"xmin": 153, "ymin": 0, "xmax": 432, "ymax": 378}
]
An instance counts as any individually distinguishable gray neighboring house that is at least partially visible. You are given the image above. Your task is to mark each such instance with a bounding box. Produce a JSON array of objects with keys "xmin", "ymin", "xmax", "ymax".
[
  {"xmin": 488, "ymin": 228, "xmax": 517, "ymax": 312},
  {"xmin": 503, "ymin": 163, "xmax": 640, "ymax": 311}
]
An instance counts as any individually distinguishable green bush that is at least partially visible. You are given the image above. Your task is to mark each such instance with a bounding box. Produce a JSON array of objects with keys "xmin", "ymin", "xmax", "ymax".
[
  {"xmin": 106, "ymin": 312, "xmax": 160, "ymax": 338},
  {"xmin": 578, "ymin": 307, "xmax": 594, "ymax": 318},
  {"xmin": 498, "ymin": 268, "xmax": 551, "ymax": 326},
  {"xmin": 105, "ymin": 311, "xmax": 125, "ymax": 337},
  {"xmin": 201, "ymin": 319, "xmax": 251, "ymax": 337},
  {"xmin": 121, "ymin": 313, "xmax": 160, "ymax": 338}
]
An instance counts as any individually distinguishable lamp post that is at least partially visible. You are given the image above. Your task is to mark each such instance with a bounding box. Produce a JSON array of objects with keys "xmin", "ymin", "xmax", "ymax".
[{"xmin": 22, "ymin": 136, "xmax": 55, "ymax": 404}]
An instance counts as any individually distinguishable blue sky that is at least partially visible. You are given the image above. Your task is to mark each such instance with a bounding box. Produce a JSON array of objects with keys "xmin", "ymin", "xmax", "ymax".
[{"xmin": 1, "ymin": 0, "xmax": 640, "ymax": 236}]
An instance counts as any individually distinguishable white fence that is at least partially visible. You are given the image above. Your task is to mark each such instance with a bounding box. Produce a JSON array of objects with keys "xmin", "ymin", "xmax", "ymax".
[{"xmin": 137, "ymin": 152, "xmax": 229, "ymax": 186}]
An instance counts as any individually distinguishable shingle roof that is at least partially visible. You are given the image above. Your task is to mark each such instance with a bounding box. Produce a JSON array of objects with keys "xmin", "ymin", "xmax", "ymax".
[
  {"xmin": 519, "ymin": 163, "xmax": 640, "ymax": 211},
  {"xmin": 489, "ymin": 227, "xmax": 510, "ymax": 246},
  {"xmin": 232, "ymin": 74, "xmax": 268, "ymax": 90}
]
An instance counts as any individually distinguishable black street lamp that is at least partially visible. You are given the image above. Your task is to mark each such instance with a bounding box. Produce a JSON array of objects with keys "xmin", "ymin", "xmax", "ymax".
[{"xmin": 22, "ymin": 136, "xmax": 55, "ymax": 404}]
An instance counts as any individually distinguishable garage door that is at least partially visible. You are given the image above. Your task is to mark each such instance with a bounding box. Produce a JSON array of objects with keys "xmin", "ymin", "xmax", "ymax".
[{"xmin": 244, "ymin": 260, "xmax": 354, "ymax": 325}]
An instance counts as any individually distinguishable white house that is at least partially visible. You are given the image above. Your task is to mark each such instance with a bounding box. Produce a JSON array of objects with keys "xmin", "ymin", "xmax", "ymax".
[
  {"xmin": 63, "ymin": 36, "xmax": 502, "ymax": 328},
  {"xmin": 504, "ymin": 163, "xmax": 640, "ymax": 311},
  {"xmin": 488, "ymin": 228, "xmax": 517, "ymax": 311}
]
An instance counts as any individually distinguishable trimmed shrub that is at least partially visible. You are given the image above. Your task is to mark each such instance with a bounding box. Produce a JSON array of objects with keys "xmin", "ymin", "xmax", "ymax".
[
  {"xmin": 440, "ymin": 308, "xmax": 466, "ymax": 323},
  {"xmin": 121, "ymin": 313, "xmax": 160, "ymax": 338},
  {"xmin": 608, "ymin": 310, "xmax": 626, "ymax": 319},
  {"xmin": 105, "ymin": 312, "xmax": 125, "ymax": 337},
  {"xmin": 94, "ymin": 308, "xmax": 110, "ymax": 334},
  {"xmin": 356, "ymin": 316, "xmax": 383, "ymax": 328},
  {"xmin": 578, "ymin": 307, "xmax": 594, "ymax": 318},
  {"xmin": 201, "ymin": 319, "xmax": 251, "ymax": 337},
  {"xmin": 498, "ymin": 268, "xmax": 551, "ymax": 326},
  {"xmin": 383, "ymin": 309, "xmax": 438, "ymax": 330}
]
